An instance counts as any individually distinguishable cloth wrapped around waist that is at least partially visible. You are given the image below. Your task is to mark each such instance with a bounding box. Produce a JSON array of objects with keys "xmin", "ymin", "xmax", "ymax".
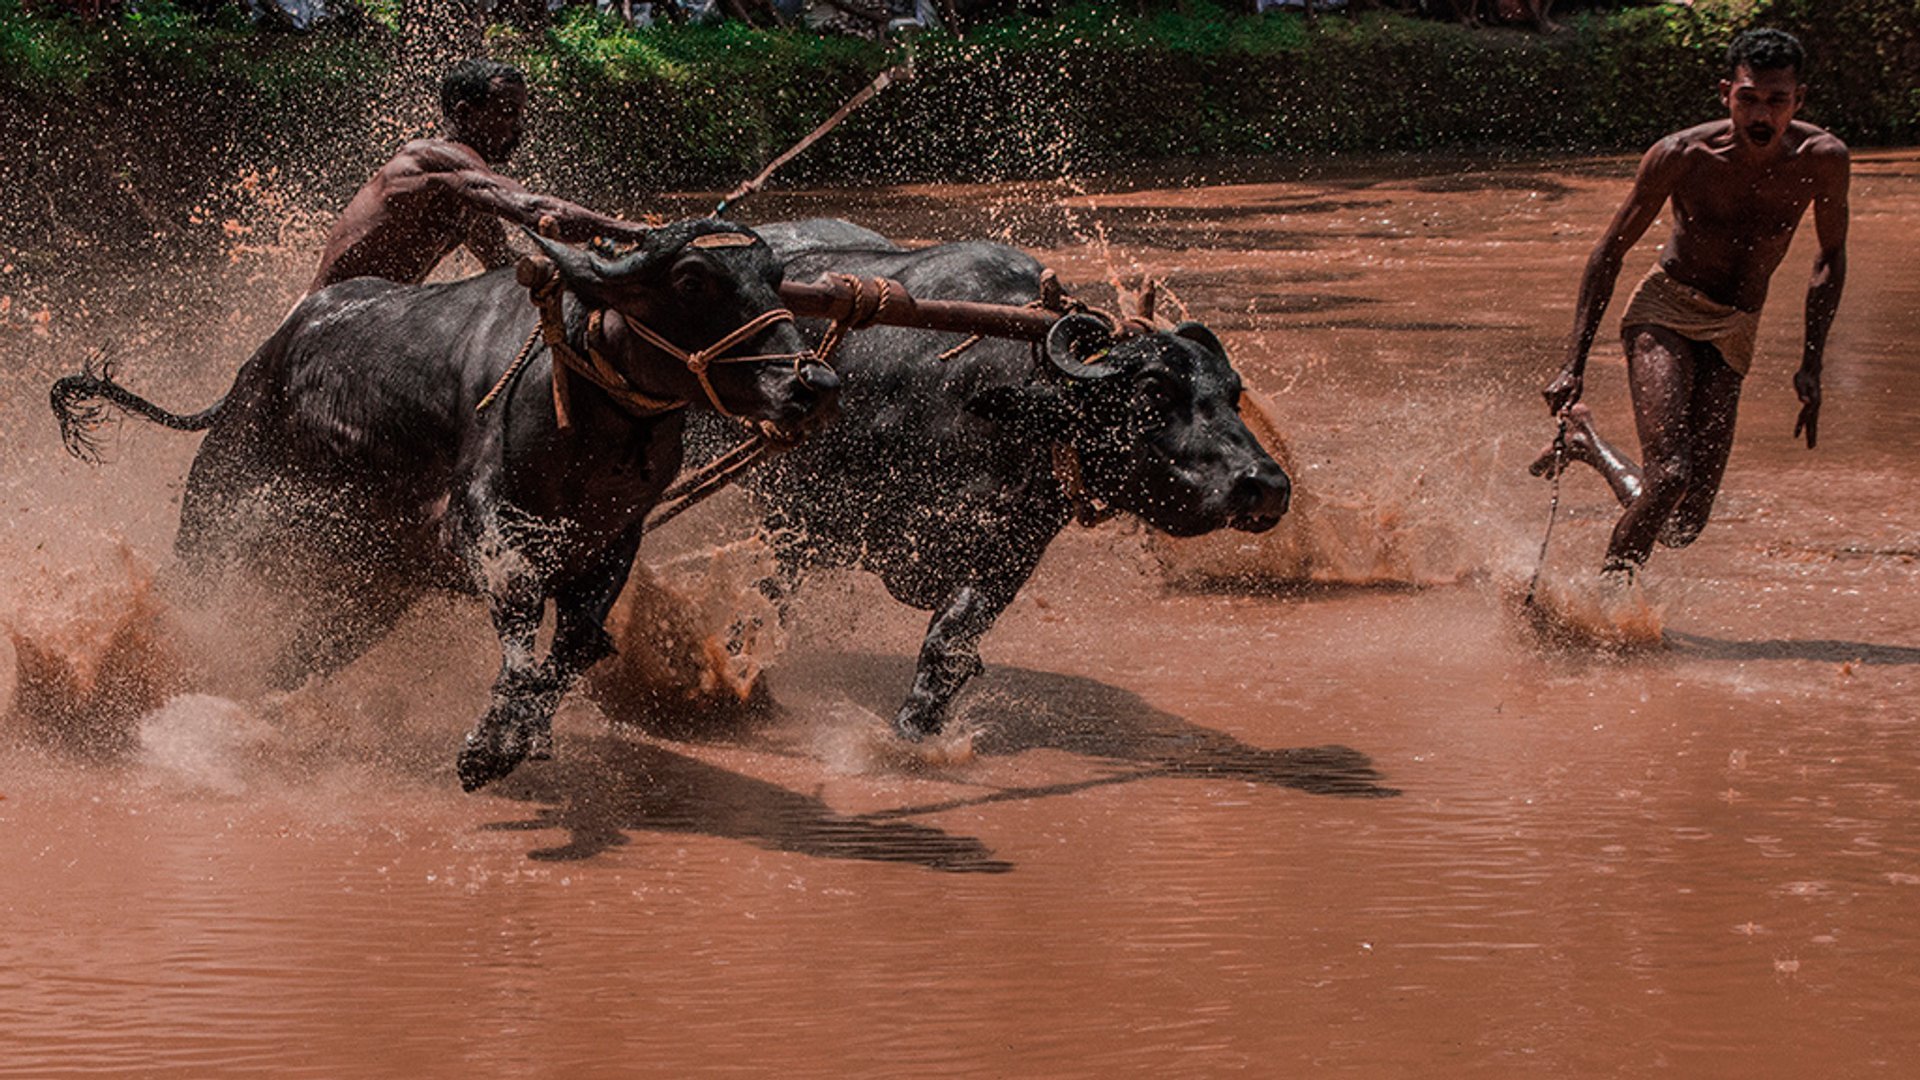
[{"xmin": 1619, "ymin": 267, "xmax": 1761, "ymax": 376}]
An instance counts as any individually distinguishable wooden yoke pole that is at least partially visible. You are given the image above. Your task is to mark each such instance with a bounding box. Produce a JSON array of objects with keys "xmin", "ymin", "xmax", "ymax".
[{"xmin": 777, "ymin": 274, "xmax": 1150, "ymax": 344}]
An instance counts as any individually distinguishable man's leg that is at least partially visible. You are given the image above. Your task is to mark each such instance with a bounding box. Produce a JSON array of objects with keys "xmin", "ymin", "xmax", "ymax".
[
  {"xmin": 1603, "ymin": 325, "xmax": 1700, "ymax": 573},
  {"xmin": 1530, "ymin": 401, "xmax": 1644, "ymax": 506},
  {"xmin": 1657, "ymin": 345, "xmax": 1743, "ymax": 548}
]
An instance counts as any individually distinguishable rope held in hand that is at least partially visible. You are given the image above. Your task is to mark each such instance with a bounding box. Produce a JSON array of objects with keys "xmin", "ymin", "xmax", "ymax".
[{"xmin": 1523, "ymin": 414, "xmax": 1571, "ymax": 608}]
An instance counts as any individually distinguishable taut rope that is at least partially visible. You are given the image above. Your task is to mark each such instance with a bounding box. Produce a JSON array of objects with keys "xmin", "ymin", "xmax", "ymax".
[
  {"xmin": 1523, "ymin": 414, "xmax": 1571, "ymax": 608},
  {"xmin": 713, "ymin": 62, "xmax": 911, "ymax": 218}
]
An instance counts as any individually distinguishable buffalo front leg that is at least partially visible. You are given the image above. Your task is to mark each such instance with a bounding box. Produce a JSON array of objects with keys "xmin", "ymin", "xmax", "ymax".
[
  {"xmin": 455, "ymin": 531, "xmax": 639, "ymax": 791},
  {"xmin": 894, "ymin": 583, "xmax": 1018, "ymax": 741},
  {"xmin": 457, "ymin": 586, "xmax": 554, "ymax": 792}
]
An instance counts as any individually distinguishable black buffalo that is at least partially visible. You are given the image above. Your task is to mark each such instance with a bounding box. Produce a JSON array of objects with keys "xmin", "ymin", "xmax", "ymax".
[
  {"xmin": 52, "ymin": 219, "xmax": 839, "ymax": 789},
  {"xmin": 711, "ymin": 219, "xmax": 1291, "ymax": 739}
]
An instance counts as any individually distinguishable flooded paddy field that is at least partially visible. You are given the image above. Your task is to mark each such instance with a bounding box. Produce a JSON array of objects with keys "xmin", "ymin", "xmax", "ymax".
[{"xmin": 2, "ymin": 150, "xmax": 1917, "ymax": 1077}]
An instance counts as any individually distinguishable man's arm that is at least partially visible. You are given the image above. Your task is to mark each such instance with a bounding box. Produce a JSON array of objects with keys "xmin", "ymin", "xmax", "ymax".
[
  {"xmin": 1543, "ymin": 138, "xmax": 1684, "ymax": 414},
  {"xmin": 414, "ymin": 144, "xmax": 654, "ymax": 245},
  {"xmin": 1795, "ymin": 137, "xmax": 1850, "ymax": 450}
]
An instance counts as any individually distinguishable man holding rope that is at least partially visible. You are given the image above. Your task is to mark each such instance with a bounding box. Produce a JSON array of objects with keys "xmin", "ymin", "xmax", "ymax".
[
  {"xmin": 305, "ymin": 58, "xmax": 653, "ymax": 297},
  {"xmin": 1532, "ymin": 29, "xmax": 1849, "ymax": 579}
]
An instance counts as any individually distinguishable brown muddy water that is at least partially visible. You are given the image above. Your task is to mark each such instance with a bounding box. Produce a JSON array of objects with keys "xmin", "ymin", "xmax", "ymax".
[{"xmin": 3, "ymin": 151, "xmax": 1918, "ymax": 1078}]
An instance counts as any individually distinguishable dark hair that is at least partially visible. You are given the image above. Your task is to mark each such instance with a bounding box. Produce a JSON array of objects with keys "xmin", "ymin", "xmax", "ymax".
[
  {"xmin": 1726, "ymin": 29, "xmax": 1807, "ymax": 80},
  {"xmin": 440, "ymin": 59, "xmax": 525, "ymax": 116}
]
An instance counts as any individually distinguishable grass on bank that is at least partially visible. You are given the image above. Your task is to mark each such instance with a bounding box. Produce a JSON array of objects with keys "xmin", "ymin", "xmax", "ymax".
[{"xmin": 1, "ymin": 0, "xmax": 1913, "ymax": 265}]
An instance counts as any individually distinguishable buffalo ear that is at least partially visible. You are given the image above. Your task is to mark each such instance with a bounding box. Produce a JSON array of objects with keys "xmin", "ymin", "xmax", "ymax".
[
  {"xmin": 966, "ymin": 384, "xmax": 1075, "ymax": 438},
  {"xmin": 1171, "ymin": 320, "xmax": 1226, "ymax": 359}
]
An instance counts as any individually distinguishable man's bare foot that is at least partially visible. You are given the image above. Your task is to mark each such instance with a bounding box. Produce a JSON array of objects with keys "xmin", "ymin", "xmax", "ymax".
[{"xmin": 1529, "ymin": 403, "xmax": 1599, "ymax": 478}]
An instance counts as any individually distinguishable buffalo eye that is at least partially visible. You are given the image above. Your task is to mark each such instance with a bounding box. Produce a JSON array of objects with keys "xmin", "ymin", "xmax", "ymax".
[{"xmin": 672, "ymin": 262, "xmax": 714, "ymax": 299}]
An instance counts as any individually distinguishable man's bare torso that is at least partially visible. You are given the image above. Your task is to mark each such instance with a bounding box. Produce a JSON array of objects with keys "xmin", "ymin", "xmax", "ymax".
[
  {"xmin": 1658, "ymin": 119, "xmax": 1846, "ymax": 311},
  {"xmin": 307, "ymin": 139, "xmax": 509, "ymax": 295}
]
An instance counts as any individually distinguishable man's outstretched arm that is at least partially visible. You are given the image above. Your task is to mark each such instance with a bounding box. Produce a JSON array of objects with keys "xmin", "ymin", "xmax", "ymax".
[
  {"xmin": 1795, "ymin": 137, "xmax": 1850, "ymax": 450},
  {"xmin": 422, "ymin": 150, "xmax": 653, "ymax": 245},
  {"xmin": 1544, "ymin": 138, "xmax": 1683, "ymax": 415}
]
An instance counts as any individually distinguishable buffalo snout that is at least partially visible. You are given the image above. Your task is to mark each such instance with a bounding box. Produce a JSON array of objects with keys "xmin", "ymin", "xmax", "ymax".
[
  {"xmin": 760, "ymin": 357, "xmax": 842, "ymax": 435},
  {"xmin": 1227, "ymin": 458, "xmax": 1291, "ymax": 532},
  {"xmin": 799, "ymin": 363, "xmax": 841, "ymax": 396}
]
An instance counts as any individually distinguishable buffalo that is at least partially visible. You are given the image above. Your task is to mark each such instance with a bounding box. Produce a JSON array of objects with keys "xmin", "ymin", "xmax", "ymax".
[
  {"xmin": 52, "ymin": 219, "xmax": 840, "ymax": 789},
  {"xmin": 706, "ymin": 218, "xmax": 1291, "ymax": 739}
]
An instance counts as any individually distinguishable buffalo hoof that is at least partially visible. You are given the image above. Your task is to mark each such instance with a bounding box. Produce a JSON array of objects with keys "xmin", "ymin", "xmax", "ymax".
[
  {"xmin": 892, "ymin": 709, "xmax": 942, "ymax": 743},
  {"xmin": 457, "ymin": 725, "xmax": 533, "ymax": 792}
]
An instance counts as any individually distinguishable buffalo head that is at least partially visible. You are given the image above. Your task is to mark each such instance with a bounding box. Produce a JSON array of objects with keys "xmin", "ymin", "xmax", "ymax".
[
  {"xmin": 530, "ymin": 220, "xmax": 839, "ymax": 433},
  {"xmin": 971, "ymin": 313, "xmax": 1291, "ymax": 536}
]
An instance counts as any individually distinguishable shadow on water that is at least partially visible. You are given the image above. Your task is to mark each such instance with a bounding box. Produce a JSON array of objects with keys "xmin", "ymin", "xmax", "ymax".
[
  {"xmin": 787, "ymin": 653, "xmax": 1401, "ymax": 824},
  {"xmin": 1666, "ymin": 631, "xmax": 1920, "ymax": 666},
  {"xmin": 484, "ymin": 734, "xmax": 1014, "ymax": 870},
  {"xmin": 528, "ymin": 652, "xmax": 1396, "ymax": 865}
]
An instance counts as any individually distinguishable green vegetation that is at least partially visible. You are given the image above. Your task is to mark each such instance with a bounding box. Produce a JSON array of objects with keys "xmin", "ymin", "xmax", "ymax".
[{"xmin": 2, "ymin": 0, "xmax": 1915, "ymax": 259}]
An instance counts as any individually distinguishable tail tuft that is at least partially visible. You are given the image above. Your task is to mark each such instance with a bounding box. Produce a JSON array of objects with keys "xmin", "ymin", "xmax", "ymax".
[{"xmin": 50, "ymin": 349, "xmax": 121, "ymax": 464}]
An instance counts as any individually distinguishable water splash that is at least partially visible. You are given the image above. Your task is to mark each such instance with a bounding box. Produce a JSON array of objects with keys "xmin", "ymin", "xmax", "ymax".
[
  {"xmin": 5, "ymin": 549, "xmax": 187, "ymax": 760},
  {"xmin": 812, "ymin": 699, "xmax": 979, "ymax": 776},
  {"xmin": 587, "ymin": 548, "xmax": 783, "ymax": 739},
  {"xmin": 1512, "ymin": 576, "xmax": 1666, "ymax": 655},
  {"xmin": 137, "ymin": 693, "xmax": 272, "ymax": 795},
  {"xmin": 1148, "ymin": 390, "xmax": 1497, "ymax": 590}
]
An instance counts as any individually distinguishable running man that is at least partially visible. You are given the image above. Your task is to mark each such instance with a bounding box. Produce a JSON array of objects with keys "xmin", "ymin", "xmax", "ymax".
[
  {"xmin": 1535, "ymin": 28, "xmax": 1849, "ymax": 577},
  {"xmin": 306, "ymin": 58, "xmax": 652, "ymax": 296}
]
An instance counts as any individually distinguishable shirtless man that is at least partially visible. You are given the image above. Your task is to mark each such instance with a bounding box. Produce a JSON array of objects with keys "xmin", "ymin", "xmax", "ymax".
[
  {"xmin": 306, "ymin": 58, "xmax": 652, "ymax": 296},
  {"xmin": 1534, "ymin": 28, "xmax": 1849, "ymax": 577}
]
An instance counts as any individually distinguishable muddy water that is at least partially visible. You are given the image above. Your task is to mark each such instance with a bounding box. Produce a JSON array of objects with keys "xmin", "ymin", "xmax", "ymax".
[{"xmin": 4, "ymin": 151, "xmax": 1919, "ymax": 1077}]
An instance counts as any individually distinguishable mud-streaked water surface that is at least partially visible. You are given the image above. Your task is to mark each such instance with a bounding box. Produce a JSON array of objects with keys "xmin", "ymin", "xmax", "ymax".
[{"xmin": 3, "ymin": 152, "xmax": 1918, "ymax": 1078}]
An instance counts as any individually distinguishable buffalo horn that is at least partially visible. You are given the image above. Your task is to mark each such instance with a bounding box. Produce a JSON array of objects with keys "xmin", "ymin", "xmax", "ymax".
[
  {"xmin": 1045, "ymin": 312, "xmax": 1121, "ymax": 381},
  {"xmin": 526, "ymin": 231, "xmax": 614, "ymax": 290}
]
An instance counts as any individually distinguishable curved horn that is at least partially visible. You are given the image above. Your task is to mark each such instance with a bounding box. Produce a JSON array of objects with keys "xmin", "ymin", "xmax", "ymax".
[
  {"xmin": 525, "ymin": 231, "xmax": 597, "ymax": 280},
  {"xmin": 525, "ymin": 231, "xmax": 617, "ymax": 297},
  {"xmin": 525, "ymin": 230, "xmax": 667, "ymax": 306},
  {"xmin": 587, "ymin": 244, "xmax": 655, "ymax": 282},
  {"xmin": 1045, "ymin": 312, "xmax": 1121, "ymax": 382}
]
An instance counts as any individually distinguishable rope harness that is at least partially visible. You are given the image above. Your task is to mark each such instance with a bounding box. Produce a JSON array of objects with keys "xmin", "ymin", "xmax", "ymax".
[
  {"xmin": 476, "ymin": 239, "xmax": 849, "ymax": 533},
  {"xmin": 479, "ymin": 245, "xmax": 819, "ymax": 430},
  {"xmin": 1523, "ymin": 414, "xmax": 1571, "ymax": 607},
  {"xmin": 1050, "ymin": 441, "xmax": 1117, "ymax": 528},
  {"xmin": 810, "ymin": 272, "xmax": 898, "ymax": 366}
]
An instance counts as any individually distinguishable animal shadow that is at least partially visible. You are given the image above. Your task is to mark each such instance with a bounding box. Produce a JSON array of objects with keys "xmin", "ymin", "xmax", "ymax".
[
  {"xmin": 1666, "ymin": 632, "xmax": 1920, "ymax": 666},
  {"xmin": 483, "ymin": 734, "xmax": 1012, "ymax": 871},
  {"xmin": 781, "ymin": 651, "xmax": 1400, "ymax": 822}
]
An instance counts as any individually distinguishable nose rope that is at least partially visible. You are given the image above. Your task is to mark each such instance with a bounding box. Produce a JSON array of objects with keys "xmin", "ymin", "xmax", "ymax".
[{"xmin": 619, "ymin": 307, "xmax": 813, "ymax": 419}]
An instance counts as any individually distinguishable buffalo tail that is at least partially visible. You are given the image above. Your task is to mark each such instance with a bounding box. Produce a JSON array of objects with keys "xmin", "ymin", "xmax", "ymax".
[{"xmin": 50, "ymin": 350, "xmax": 225, "ymax": 463}]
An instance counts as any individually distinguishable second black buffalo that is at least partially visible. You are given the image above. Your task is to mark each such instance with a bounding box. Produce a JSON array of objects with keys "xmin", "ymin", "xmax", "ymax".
[{"xmin": 709, "ymin": 219, "xmax": 1291, "ymax": 739}]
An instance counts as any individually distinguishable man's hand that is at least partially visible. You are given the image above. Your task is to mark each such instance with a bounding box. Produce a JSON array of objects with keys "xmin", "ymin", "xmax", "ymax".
[
  {"xmin": 1542, "ymin": 367, "xmax": 1584, "ymax": 416},
  {"xmin": 1793, "ymin": 367, "xmax": 1821, "ymax": 449}
]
